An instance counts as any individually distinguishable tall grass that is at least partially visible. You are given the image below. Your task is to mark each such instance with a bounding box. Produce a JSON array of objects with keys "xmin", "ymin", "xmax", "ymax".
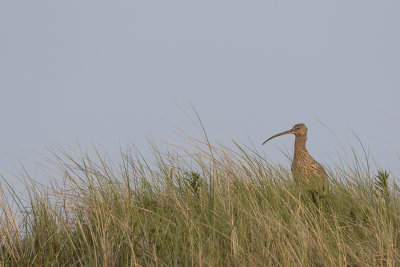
[{"xmin": 0, "ymin": 136, "xmax": 399, "ymax": 266}]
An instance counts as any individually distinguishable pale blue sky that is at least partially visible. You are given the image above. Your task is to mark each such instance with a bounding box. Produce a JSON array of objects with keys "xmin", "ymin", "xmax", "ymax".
[{"xmin": 1, "ymin": 1, "xmax": 400, "ymax": 183}]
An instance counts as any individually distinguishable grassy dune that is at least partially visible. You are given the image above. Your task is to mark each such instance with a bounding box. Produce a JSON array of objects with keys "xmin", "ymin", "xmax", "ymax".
[{"xmin": 0, "ymin": 136, "xmax": 399, "ymax": 266}]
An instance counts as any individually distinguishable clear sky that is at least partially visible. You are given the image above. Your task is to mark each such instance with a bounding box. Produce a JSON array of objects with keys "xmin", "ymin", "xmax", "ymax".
[{"xmin": 1, "ymin": 1, "xmax": 400, "ymax": 184}]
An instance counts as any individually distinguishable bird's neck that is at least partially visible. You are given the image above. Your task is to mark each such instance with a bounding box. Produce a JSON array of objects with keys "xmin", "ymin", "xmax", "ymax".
[{"xmin": 294, "ymin": 135, "xmax": 308, "ymax": 156}]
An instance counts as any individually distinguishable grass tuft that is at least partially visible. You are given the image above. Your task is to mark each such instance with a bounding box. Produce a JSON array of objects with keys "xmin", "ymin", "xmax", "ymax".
[{"xmin": 0, "ymin": 137, "xmax": 399, "ymax": 266}]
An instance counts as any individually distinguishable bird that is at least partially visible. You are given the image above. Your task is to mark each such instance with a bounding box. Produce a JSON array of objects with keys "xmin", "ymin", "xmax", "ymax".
[{"xmin": 262, "ymin": 123, "xmax": 329, "ymax": 196}]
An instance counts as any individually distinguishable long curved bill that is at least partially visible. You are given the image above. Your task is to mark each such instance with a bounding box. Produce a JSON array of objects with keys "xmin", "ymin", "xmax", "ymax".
[{"xmin": 262, "ymin": 129, "xmax": 293, "ymax": 145}]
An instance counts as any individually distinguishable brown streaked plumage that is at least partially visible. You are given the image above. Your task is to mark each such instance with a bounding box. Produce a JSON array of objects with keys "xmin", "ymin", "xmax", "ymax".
[{"xmin": 262, "ymin": 123, "xmax": 329, "ymax": 193}]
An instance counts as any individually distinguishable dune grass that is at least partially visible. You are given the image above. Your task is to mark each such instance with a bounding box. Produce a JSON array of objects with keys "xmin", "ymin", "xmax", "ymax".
[{"xmin": 0, "ymin": 136, "xmax": 399, "ymax": 266}]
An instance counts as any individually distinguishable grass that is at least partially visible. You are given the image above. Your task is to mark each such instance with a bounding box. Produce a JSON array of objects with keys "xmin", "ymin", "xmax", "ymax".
[{"xmin": 0, "ymin": 135, "xmax": 399, "ymax": 266}]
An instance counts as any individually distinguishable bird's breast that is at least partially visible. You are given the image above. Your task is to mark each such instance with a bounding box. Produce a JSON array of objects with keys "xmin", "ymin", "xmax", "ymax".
[{"xmin": 291, "ymin": 154, "xmax": 325, "ymax": 179}]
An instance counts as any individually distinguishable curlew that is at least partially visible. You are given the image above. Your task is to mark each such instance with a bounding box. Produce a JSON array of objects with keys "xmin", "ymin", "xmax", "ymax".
[{"xmin": 262, "ymin": 123, "xmax": 329, "ymax": 194}]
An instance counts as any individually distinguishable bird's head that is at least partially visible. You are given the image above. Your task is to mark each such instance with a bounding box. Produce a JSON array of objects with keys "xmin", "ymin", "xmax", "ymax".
[{"xmin": 262, "ymin": 123, "xmax": 308, "ymax": 145}]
